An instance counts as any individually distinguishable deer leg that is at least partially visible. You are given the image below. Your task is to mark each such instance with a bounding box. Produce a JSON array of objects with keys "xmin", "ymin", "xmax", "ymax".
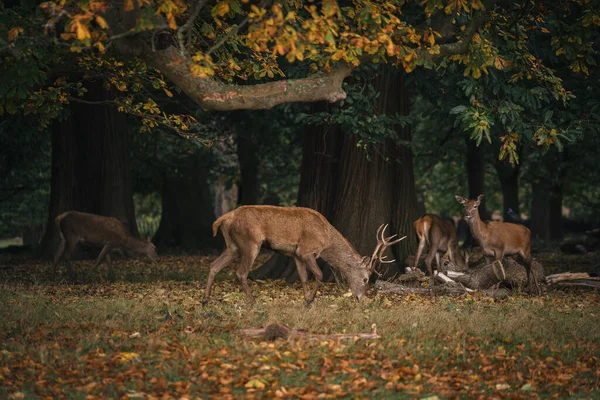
[
  {"xmin": 236, "ymin": 244, "xmax": 260, "ymax": 304},
  {"xmin": 424, "ymin": 250, "xmax": 435, "ymax": 278},
  {"xmin": 521, "ymin": 249, "xmax": 540, "ymax": 295},
  {"xmin": 63, "ymin": 240, "xmax": 78, "ymax": 281},
  {"xmin": 301, "ymin": 255, "xmax": 323, "ymax": 305},
  {"xmin": 414, "ymin": 238, "xmax": 426, "ymax": 271},
  {"xmin": 105, "ymin": 253, "xmax": 115, "ymax": 281},
  {"xmin": 202, "ymin": 248, "xmax": 238, "ymax": 304},
  {"xmin": 95, "ymin": 244, "xmax": 113, "ymax": 281},
  {"xmin": 435, "ymin": 252, "xmax": 442, "ymax": 274},
  {"xmin": 293, "ymin": 258, "xmax": 311, "ymax": 304},
  {"xmin": 52, "ymin": 237, "xmax": 67, "ymax": 279}
]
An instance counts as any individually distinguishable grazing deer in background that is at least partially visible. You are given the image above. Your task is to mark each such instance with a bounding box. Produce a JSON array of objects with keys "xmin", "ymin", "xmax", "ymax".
[
  {"xmin": 205, "ymin": 205, "xmax": 405, "ymax": 305},
  {"xmin": 413, "ymin": 214, "xmax": 469, "ymax": 277},
  {"xmin": 52, "ymin": 211, "xmax": 159, "ymax": 279},
  {"xmin": 455, "ymin": 194, "xmax": 540, "ymax": 294}
]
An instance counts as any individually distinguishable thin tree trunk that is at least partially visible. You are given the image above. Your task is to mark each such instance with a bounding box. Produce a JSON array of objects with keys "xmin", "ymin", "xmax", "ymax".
[
  {"xmin": 549, "ymin": 183, "xmax": 563, "ymax": 240},
  {"xmin": 466, "ymin": 139, "xmax": 489, "ymax": 219},
  {"xmin": 39, "ymin": 81, "xmax": 137, "ymax": 258},
  {"xmin": 531, "ymin": 181, "xmax": 551, "ymax": 240}
]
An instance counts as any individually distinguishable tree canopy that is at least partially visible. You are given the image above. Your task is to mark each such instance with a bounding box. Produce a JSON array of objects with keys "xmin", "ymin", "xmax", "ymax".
[{"xmin": 2, "ymin": 0, "xmax": 598, "ymax": 162}]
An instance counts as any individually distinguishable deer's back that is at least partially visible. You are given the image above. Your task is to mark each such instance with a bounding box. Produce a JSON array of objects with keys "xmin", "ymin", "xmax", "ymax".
[
  {"xmin": 224, "ymin": 206, "xmax": 331, "ymax": 254},
  {"xmin": 58, "ymin": 211, "xmax": 130, "ymax": 245},
  {"xmin": 416, "ymin": 214, "xmax": 457, "ymax": 251},
  {"xmin": 481, "ymin": 220, "xmax": 531, "ymax": 253}
]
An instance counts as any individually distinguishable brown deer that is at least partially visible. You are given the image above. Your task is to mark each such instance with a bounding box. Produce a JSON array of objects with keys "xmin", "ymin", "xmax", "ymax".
[
  {"xmin": 455, "ymin": 194, "xmax": 540, "ymax": 294},
  {"xmin": 52, "ymin": 211, "xmax": 159, "ymax": 279},
  {"xmin": 204, "ymin": 205, "xmax": 404, "ymax": 305},
  {"xmin": 413, "ymin": 214, "xmax": 469, "ymax": 277}
]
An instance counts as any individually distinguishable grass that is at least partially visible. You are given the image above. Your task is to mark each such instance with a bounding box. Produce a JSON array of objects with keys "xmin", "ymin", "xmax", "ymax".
[{"xmin": 0, "ymin": 252, "xmax": 599, "ymax": 399}]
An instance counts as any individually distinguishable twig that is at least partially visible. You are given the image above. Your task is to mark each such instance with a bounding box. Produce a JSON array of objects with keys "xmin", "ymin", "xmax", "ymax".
[
  {"xmin": 177, "ymin": 0, "xmax": 208, "ymax": 58},
  {"xmin": 67, "ymin": 96, "xmax": 116, "ymax": 106}
]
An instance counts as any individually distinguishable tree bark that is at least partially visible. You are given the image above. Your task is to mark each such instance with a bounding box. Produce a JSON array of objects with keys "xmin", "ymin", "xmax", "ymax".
[
  {"xmin": 530, "ymin": 180, "xmax": 551, "ymax": 240},
  {"xmin": 39, "ymin": 81, "xmax": 138, "ymax": 258},
  {"xmin": 252, "ymin": 67, "xmax": 419, "ymax": 282},
  {"xmin": 153, "ymin": 154, "xmax": 219, "ymax": 250},
  {"xmin": 494, "ymin": 158, "xmax": 520, "ymax": 221},
  {"xmin": 465, "ymin": 139, "xmax": 489, "ymax": 220},
  {"xmin": 549, "ymin": 183, "xmax": 564, "ymax": 240},
  {"xmin": 236, "ymin": 131, "xmax": 260, "ymax": 205}
]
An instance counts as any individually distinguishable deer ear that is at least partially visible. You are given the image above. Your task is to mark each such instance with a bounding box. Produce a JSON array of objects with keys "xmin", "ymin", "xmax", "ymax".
[
  {"xmin": 455, "ymin": 195, "xmax": 467, "ymax": 204},
  {"xmin": 476, "ymin": 194, "xmax": 484, "ymax": 205},
  {"xmin": 145, "ymin": 235, "xmax": 152, "ymax": 242}
]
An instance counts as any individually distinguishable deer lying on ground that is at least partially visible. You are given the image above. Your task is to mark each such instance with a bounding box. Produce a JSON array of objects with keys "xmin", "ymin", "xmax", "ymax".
[
  {"xmin": 52, "ymin": 211, "xmax": 159, "ymax": 279},
  {"xmin": 205, "ymin": 205, "xmax": 405, "ymax": 305},
  {"xmin": 413, "ymin": 214, "xmax": 469, "ymax": 277},
  {"xmin": 455, "ymin": 194, "xmax": 540, "ymax": 294}
]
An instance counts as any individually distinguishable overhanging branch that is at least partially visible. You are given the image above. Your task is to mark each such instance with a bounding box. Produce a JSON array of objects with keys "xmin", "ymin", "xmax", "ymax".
[{"xmin": 138, "ymin": 45, "xmax": 353, "ymax": 111}]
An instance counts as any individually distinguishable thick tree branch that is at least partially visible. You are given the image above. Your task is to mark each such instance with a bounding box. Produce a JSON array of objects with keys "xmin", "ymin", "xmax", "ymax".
[
  {"xmin": 107, "ymin": 0, "xmax": 496, "ymax": 112},
  {"xmin": 137, "ymin": 45, "xmax": 353, "ymax": 111}
]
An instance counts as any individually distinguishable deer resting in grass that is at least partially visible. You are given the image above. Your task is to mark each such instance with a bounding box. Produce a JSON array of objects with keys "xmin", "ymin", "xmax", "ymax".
[
  {"xmin": 205, "ymin": 205, "xmax": 405, "ymax": 305},
  {"xmin": 52, "ymin": 211, "xmax": 159, "ymax": 279},
  {"xmin": 413, "ymin": 214, "xmax": 469, "ymax": 277},
  {"xmin": 455, "ymin": 194, "xmax": 540, "ymax": 294}
]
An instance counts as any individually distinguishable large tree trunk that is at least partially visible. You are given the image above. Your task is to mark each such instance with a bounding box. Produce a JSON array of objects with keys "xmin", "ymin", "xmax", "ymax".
[
  {"xmin": 39, "ymin": 81, "xmax": 137, "ymax": 258},
  {"xmin": 252, "ymin": 67, "xmax": 419, "ymax": 282},
  {"xmin": 494, "ymin": 158, "xmax": 520, "ymax": 221},
  {"xmin": 236, "ymin": 131, "xmax": 260, "ymax": 205},
  {"xmin": 153, "ymin": 154, "xmax": 218, "ymax": 250}
]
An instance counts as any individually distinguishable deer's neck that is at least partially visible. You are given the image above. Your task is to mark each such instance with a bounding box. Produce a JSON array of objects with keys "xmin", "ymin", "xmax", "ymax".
[
  {"xmin": 124, "ymin": 236, "xmax": 144, "ymax": 252},
  {"xmin": 468, "ymin": 211, "xmax": 488, "ymax": 243},
  {"xmin": 320, "ymin": 231, "xmax": 363, "ymax": 271}
]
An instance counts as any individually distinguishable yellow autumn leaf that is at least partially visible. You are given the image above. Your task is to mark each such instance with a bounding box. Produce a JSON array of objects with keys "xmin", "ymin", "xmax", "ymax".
[
  {"xmin": 74, "ymin": 21, "xmax": 91, "ymax": 41},
  {"xmin": 245, "ymin": 379, "xmax": 266, "ymax": 389},
  {"xmin": 164, "ymin": 88, "xmax": 173, "ymax": 97},
  {"xmin": 472, "ymin": 66, "xmax": 481, "ymax": 79},
  {"xmin": 494, "ymin": 57, "xmax": 503, "ymax": 70},
  {"xmin": 124, "ymin": 0, "xmax": 134, "ymax": 11},
  {"xmin": 114, "ymin": 352, "xmax": 140, "ymax": 364},
  {"xmin": 7, "ymin": 27, "xmax": 23, "ymax": 42},
  {"xmin": 212, "ymin": 2, "xmax": 230, "ymax": 17},
  {"xmin": 95, "ymin": 15, "xmax": 109, "ymax": 29}
]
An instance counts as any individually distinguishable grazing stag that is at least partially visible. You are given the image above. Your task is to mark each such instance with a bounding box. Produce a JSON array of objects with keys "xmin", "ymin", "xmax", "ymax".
[
  {"xmin": 204, "ymin": 205, "xmax": 404, "ymax": 305},
  {"xmin": 52, "ymin": 211, "xmax": 159, "ymax": 279},
  {"xmin": 413, "ymin": 214, "xmax": 469, "ymax": 277},
  {"xmin": 455, "ymin": 194, "xmax": 540, "ymax": 294}
]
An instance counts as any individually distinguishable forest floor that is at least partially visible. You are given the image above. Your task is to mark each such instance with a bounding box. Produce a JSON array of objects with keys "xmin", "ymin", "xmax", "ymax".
[{"xmin": 0, "ymin": 251, "xmax": 599, "ymax": 399}]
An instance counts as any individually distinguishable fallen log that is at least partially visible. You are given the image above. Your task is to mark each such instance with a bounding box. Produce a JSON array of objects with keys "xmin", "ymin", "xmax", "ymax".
[
  {"xmin": 546, "ymin": 272, "xmax": 591, "ymax": 283},
  {"xmin": 554, "ymin": 280, "xmax": 600, "ymax": 289},
  {"xmin": 452, "ymin": 258, "xmax": 545, "ymax": 290},
  {"xmin": 375, "ymin": 280, "xmax": 468, "ymax": 297},
  {"xmin": 238, "ymin": 323, "xmax": 381, "ymax": 342},
  {"xmin": 545, "ymin": 272, "xmax": 600, "ymax": 290}
]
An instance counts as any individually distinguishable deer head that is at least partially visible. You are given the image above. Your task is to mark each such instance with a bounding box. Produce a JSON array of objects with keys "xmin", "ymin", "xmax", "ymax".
[
  {"xmin": 455, "ymin": 194, "xmax": 484, "ymax": 221},
  {"xmin": 142, "ymin": 236, "xmax": 160, "ymax": 263}
]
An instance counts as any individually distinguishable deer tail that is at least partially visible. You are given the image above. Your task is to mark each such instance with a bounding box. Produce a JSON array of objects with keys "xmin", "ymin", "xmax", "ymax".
[
  {"xmin": 212, "ymin": 212, "xmax": 232, "ymax": 237},
  {"xmin": 55, "ymin": 212, "xmax": 68, "ymax": 241},
  {"xmin": 415, "ymin": 218, "xmax": 431, "ymax": 245}
]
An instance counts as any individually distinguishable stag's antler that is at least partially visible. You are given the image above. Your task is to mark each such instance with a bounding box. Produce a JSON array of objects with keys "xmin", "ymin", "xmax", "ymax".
[{"xmin": 367, "ymin": 224, "xmax": 406, "ymax": 274}]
